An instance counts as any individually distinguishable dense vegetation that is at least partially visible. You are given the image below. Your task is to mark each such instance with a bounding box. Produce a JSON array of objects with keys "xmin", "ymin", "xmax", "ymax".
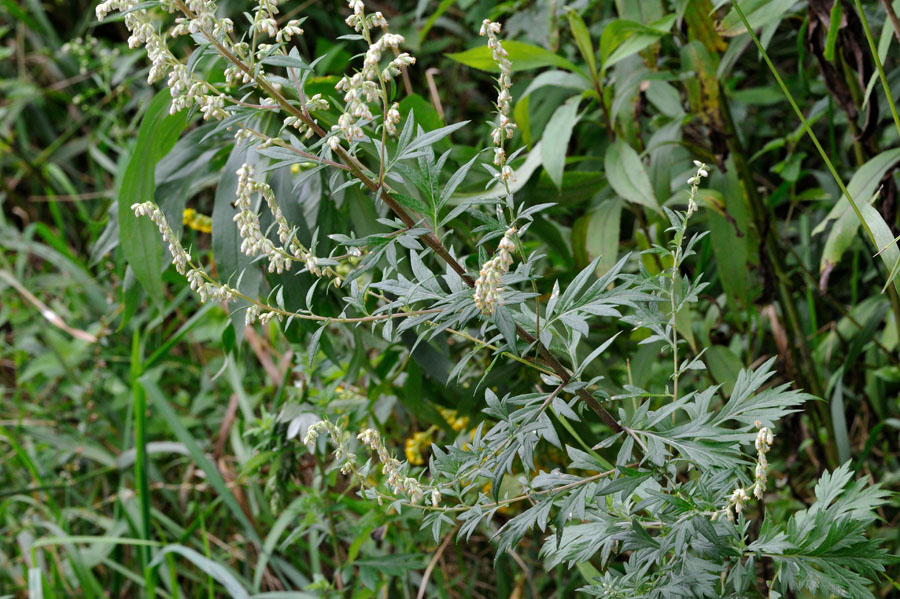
[{"xmin": 3, "ymin": 0, "xmax": 900, "ymax": 597}]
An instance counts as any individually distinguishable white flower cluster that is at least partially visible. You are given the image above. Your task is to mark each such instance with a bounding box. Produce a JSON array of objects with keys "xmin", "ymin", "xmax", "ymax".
[
  {"xmin": 357, "ymin": 428, "xmax": 441, "ymax": 506},
  {"xmin": 252, "ymin": 0, "xmax": 279, "ymax": 37},
  {"xmin": 131, "ymin": 202, "xmax": 191, "ymax": 274},
  {"xmin": 304, "ymin": 420, "xmax": 441, "ymax": 507},
  {"xmin": 329, "ymin": 0, "xmax": 415, "ymax": 147},
  {"xmin": 185, "ymin": 268, "xmax": 236, "ymax": 303},
  {"xmin": 303, "ymin": 421, "xmax": 358, "ymax": 475},
  {"xmin": 686, "ymin": 160, "xmax": 709, "ymax": 217},
  {"xmin": 385, "ymin": 102, "xmax": 401, "ymax": 136},
  {"xmin": 172, "ymin": 0, "xmax": 224, "ymax": 39},
  {"xmin": 728, "ymin": 487, "xmax": 749, "ymax": 517},
  {"xmin": 276, "ymin": 19, "xmax": 304, "ymax": 43},
  {"xmin": 474, "ymin": 227, "xmax": 517, "ymax": 315},
  {"xmin": 332, "ymin": 73, "xmax": 378, "ymax": 145},
  {"xmin": 753, "ymin": 425, "xmax": 774, "ymax": 500},
  {"xmin": 234, "ymin": 164, "xmax": 325, "ymax": 278},
  {"xmin": 234, "ymin": 164, "xmax": 291, "ymax": 273},
  {"xmin": 718, "ymin": 424, "xmax": 775, "ymax": 521},
  {"xmin": 224, "ymin": 46, "xmax": 254, "ymax": 86},
  {"xmin": 479, "ymin": 19, "xmax": 516, "ymax": 184},
  {"xmin": 244, "ymin": 304, "xmax": 281, "ymax": 326},
  {"xmin": 132, "ymin": 202, "xmax": 235, "ymax": 303},
  {"xmin": 284, "ymin": 94, "xmax": 329, "ymax": 139},
  {"xmin": 62, "ymin": 35, "xmax": 120, "ymax": 75},
  {"xmin": 96, "ymin": 0, "xmax": 228, "ymax": 120}
]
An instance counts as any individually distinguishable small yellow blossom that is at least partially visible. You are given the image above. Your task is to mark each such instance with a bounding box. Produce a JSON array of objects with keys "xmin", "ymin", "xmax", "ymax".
[
  {"xmin": 404, "ymin": 429, "xmax": 434, "ymax": 465},
  {"xmin": 404, "ymin": 410, "xmax": 469, "ymax": 465},
  {"xmin": 183, "ymin": 208, "xmax": 212, "ymax": 233},
  {"xmin": 438, "ymin": 407, "xmax": 469, "ymax": 432}
]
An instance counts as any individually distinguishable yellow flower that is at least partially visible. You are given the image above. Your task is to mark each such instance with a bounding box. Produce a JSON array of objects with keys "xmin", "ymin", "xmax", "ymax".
[
  {"xmin": 404, "ymin": 429, "xmax": 434, "ymax": 465},
  {"xmin": 183, "ymin": 208, "xmax": 212, "ymax": 233},
  {"xmin": 438, "ymin": 407, "xmax": 469, "ymax": 432}
]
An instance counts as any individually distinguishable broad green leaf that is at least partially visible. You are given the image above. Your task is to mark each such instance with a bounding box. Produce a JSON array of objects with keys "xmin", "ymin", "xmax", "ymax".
[
  {"xmin": 514, "ymin": 93, "xmax": 531, "ymax": 146},
  {"xmin": 446, "ymin": 40, "xmax": 581, "ymax": 74},
  {"xmin": 705, "ymin": 159, "xmax": 754, "ymax": 309},
  {"xmin": 614, "ymin": 0, "xmax": 666, "ymax": 23},
  {"xmin": 718, "ymin": 0, "xmax": 797, "ymax": 37},
  {"xmin": 705, "ymin": 345, "xmax": 743, "ymax": 396},
  {"xmin": 814, "ymin": 148, "xmax": 900, "ymax": 235},
  {"xmin": 541, "ymin": 95, "xmax": 581, "ymax": 189},
  {"xmin": 533, "ymin": 171, "xmax": 607, "ymax": 206},
  {"xmin": 398, "ymin": 93, "xmax": 444, "ymax": 131},
  {"xmin": 816, "ymin": 149, "xmax": 900, "ymax": 278},
  {"xmin": 820, "ymin": 198, "xmax": 871, "ymax": 279},
  {"xmin": 576, "ymin": 561, "xmax": 602, "ymax": 586},
  {"xmin": 604, "ymin": 140, "xmax": 659, "ymax": 212},
  {"xmin": 645, "ymin": 80, "xmax": 684, "ymax": 118},
  {"xmin": 567, "ymin": 10, "xmax": 596, "ymax": 77},
  {"xmin": 681, "ymin": 40, "xmax": 721, "ymax": 122},
  {"xmin": 118, "ymin": 89, "xmax": 188, "ymax": 306},
  {"xmin": 572, "ymin": 198, "xmax": 622, "ymax": 277},
  {"xmin": 599, "ymin": 16, "xmax": 675, "ymax": 71},
  {"xmin": 863, "ymin": 202, "xmax": 900, "ymax": 295},
  {"xmin": 707, "ymin": 196, "xmax": 751, "ymax": 308},
  {"xmin": 520, "ymin": 69, "xmax": 592, "ymax": 100}
]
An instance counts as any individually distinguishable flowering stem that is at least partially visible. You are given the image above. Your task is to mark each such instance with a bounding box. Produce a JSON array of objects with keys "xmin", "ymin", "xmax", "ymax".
[
  {"xmin": 238, "ymin": 125, "xmax": 351, "ymax": 171},
  {"xmin": 168, "ymin": 2, "xmax": 626, "ymax": 434}
]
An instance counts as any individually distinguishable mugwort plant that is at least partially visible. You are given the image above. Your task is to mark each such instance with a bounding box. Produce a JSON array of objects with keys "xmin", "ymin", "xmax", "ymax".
[{"xmin": 98, "ymin": 0, "xmax": 892, "ymax": 596}]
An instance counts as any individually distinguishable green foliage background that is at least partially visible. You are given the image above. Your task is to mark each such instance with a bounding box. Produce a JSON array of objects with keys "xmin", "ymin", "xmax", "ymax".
[{"xmin": 2, "ymin": 0, "xmax": 900, "ymax": 597}]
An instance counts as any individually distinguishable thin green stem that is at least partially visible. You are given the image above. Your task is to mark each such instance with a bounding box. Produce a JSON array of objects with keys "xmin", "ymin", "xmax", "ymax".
[
  {"xmin": 731, "ymin": 0, "xmax": 873, "ymax": 242},
  {"xmin": 131, "ymin": 332, "xmax": 155, "ymax": 599},
  {"xmin": 854, "ymin": 0, "xmax": 900, "ymax": 139}
]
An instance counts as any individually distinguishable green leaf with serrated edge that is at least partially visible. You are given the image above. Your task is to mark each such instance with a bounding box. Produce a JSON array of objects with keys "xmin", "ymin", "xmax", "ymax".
[
  {"xmin": 118, "ymin": 89, "xmax": 188, "ymax": 307},
  {"xmin": 520, "ymin": 69, "xmax": 592, "ymax": 99}
]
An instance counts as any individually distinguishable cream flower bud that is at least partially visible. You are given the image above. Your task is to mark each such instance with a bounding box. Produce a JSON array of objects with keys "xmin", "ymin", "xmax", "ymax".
[
  {"xmin": 474, "ymin": 227, "xmax": 518, "ymax": 315},
  {"xmin": 730, "ymin": 487, "xmax": 749, "ymax": 513}
]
